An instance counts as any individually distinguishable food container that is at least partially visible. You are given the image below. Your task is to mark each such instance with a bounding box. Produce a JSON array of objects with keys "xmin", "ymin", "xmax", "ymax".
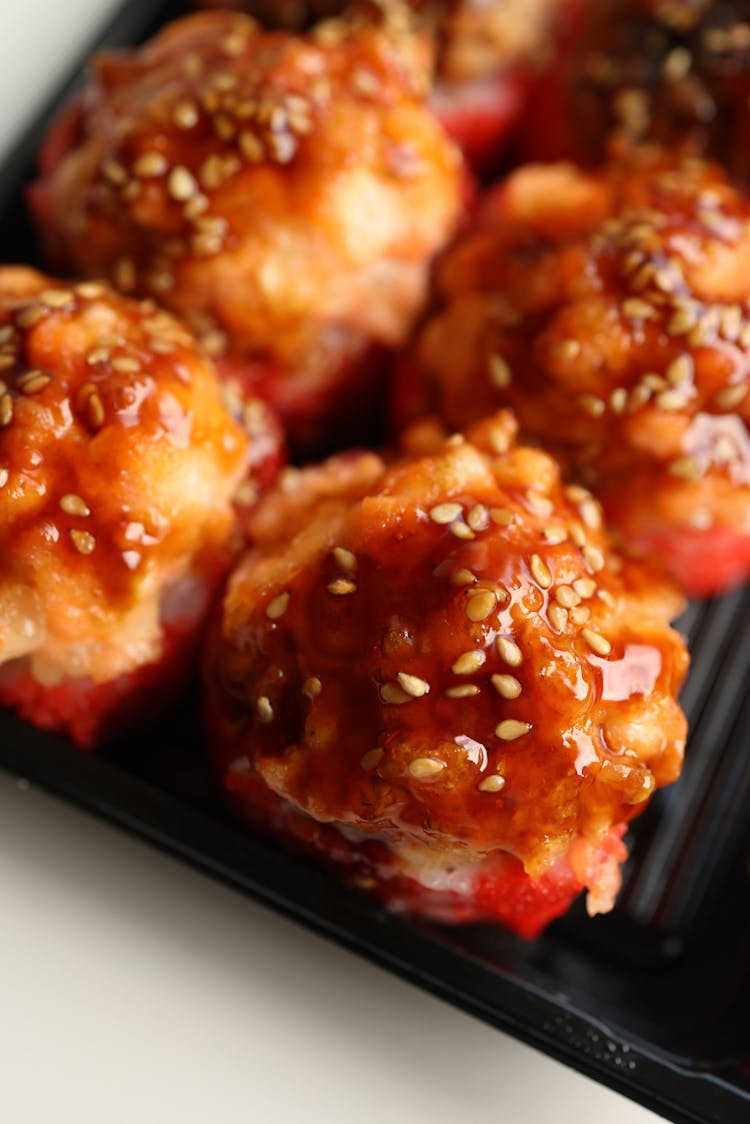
[{"xmin": 1, "ymin": 3, "xmax": 749, "ymax": 1120}]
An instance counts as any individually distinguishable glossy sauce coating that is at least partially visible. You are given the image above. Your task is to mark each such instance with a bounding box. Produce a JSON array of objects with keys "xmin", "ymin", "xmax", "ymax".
[
  {"xmin": 400, "ymin": 151, "xmax": 750, "ymax": 594},
  {"xmin": 205, "ymin": 412, "xmax": 688, "ymax": 927},
  {"xmin": 522, "ymin": 0, "xmax": 750, "ymax": 178},
  {"xmin": 31, "ymin": 9, "xmax": 463, "ymax": 446},
  {"xmin": 0, "ymin": 266, "xmax": 252, "ymax": 738}
]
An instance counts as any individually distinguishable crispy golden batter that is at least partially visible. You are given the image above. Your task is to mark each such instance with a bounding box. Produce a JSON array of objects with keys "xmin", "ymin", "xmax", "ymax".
[{"xmin": 33, "ymin": 10, "xmax": 463, "ymax": 443}]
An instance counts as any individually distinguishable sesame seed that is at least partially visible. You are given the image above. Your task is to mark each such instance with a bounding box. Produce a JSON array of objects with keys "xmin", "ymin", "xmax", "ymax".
[
  {"xmin": 256, "ymin": 696, "xmax": 274, "ymax": 723},
  {"xmin": 0, "ymin": 326, "xmax": 14, "ymax": 343},
  {"xmin": 582, "ymin": 628, "xmax": 611, "ymax": 656},
  {"xmin": 668, "ymin": 456, "xmax": 700, "ymax": 481},
  {"xmin": 555, "ymin": 585, "xmax": 581, "ymax": 608},
  {"xmin": 721, "ymin": 306, "xmax": 742, "ymax": 341},
  {"xmin": 133, "ymin": 152, "xmax": 168, "ymax": 178},
  {"xmin": 714, "ymin": 435, "xmax": 738, "ymax": 463},
  {"xmin": 466, "ymin": 589, "xmax": 497, "ymax": 622},
  {"xmin": 609, "ymin": 388, "xmax": 627, "ymax": 415},
  {"xmin": 40, "ymin": 289, "xmax": 74, "ymax": 308},
  {"xmin": 266, "ymin": 592, "xmax": 289, "ymax": 619},
  {"xmin": 168, "ymin": 165, "xmax": 198, "ymax": 201},
  {"xmin": 656, "ymin": 389, "xmax": 689, "ymax": 411},
  {"xmin": 16, "ymin": 371, "xmax": 51, "ymax": 394},
  {"xmin": 642, "ymin": 373, "xmax": 667, "ymax": 391},
  {"xmin": 477, "ymin": 774, "xmax": 505, "ymax": 793},
  {"xmin": 569, "ymin": 524, "xmax": 586, "ymax": 547},
  {"xmin": 360, "ymin": 748, "xmax": 383, "ymax": 771},
  {"xmin": 69, "ymin": 529, "xmax": 95, "ymax": 555},
  {"xmin": 451, "ymin": 568, "xmax": 476, "ymax": 585},
  {"xmin": 86, "ymin": 347, "xmax": 110, "ymax": 365},
  {"xmin": 240, "ymin": 132, "xmax": 265, "ymax": 163},
  {"xmin": 572, "ymin": 577, "xmax": 596, "ymax": 598},
  {"xmin": 0, "ymin": 394, "xmax": 13, "ymax": 426},
  {"xmin": 327, "ymin": 578, "xmax": 357, "ymax": 595},
  {"xmin": 622, "ymin": 298, "xmax": 657, "ymax": 320},
  {"xmin": 86, "ymin": 392, "xmax": 105, "ymax": 431},
  {"xmin": 450, "ymin": 521, "xmax": 475, "ymax": 540},
  {"xmin": 102, "ymin": 159, "xmax": 127, "ymax": 185},
  {"xmin": 488, "ymin": 353, "xmax": 512, "ymax": 389},
  {"xmin": 302, "ymin": 676, "xmax": 322, "ymax": 699},
  {"xmin": 16, "ymin": 305, "xmax": 47, "ymax": 329},
  {"xmin": 667, "ymin": 308, "xmax": 697, "ymax": 336},
  {"xmin": 397, "ymin": 672, "xmax": 430, "ymax": 698},
  {"xmin": 380, "ymin": 682, "xmax": 411, "ymax": 705},
  {"xmin": 557, "ymin": 339, "xmax": 581, "ymax": 360},
  {"xmin": 597, "ymin": 589, "xmax": 616, "ymax": 608},
  {"xmin": 491, "ymin": 673, "xmax": 522, "ymax": 699},
  {"xmin": 715, "ymin": 385, "xmax": 747, "ymax": 411},
  {"xmin": 467, "ymin": 503, "xmax": 489, "ymax": 531},
  {"xmin": 59, "ymin": 494, "xmax": 91, "ymax": 517},
  {"xmin": 489, "ymin": 507, "xmax": 513, "ymax": 526},
  {"xmin": 333, "ymin": 546, "xmax": 357, "ymax": 574},
  {"xmin": 570, "ymin": 606, "xmax": 591, "ymax": 625},
  {"xmin": 173, "ymin": 100, "xmax": 199, "ymax": 129},
  {"xmin": 452, "ymin": 650, "xmax": 486, "ymax": 675},
  {"xmin": 429, "ymin": 502, "xmax": 462, "ymax": 525},
  {"xmin": 496, "ymin": 637, "xmax": 522, "ymax": 666},
  {"xmin": 445, "ymin": 685, "xmax": 480, "ymax": 698},
  {"xmin": 579, "ymin": 499, "xmax": 602, "ymax": 530},
  {"xmin": 0, "ymin": 356, "xmax": 13, "ymax": 370},
  {"xmin": 495, "ymin": 719, "xmax": 531, "ymax": 741},
  {"xmin": 526, "ymin": 490, "xmax": 554, "ymax": 518},
  {"xmin": 582, "ymin": 545, "xmax": 605, "ymax": 572},
  {"xmin": 111, "ymin": 356, "xmax": 141, "ymax": 373},
  {"xmin": 579, "ymin": 393, "xmax": 605, "ymax": 417},
  {"xmin": 662, "ymin": 46, "xmax": 691, "ymax": 80},
  {"xmin": 409, "ymin": 757, "xmax": 446, "ymax": 779},
  {"xmin": 0, "ymin": 467, "xmax": 7, "ymax": 488},
  {"xmin": 487, "ymin": 426, "xmax": 510, "ymax": 455},
  {"xmin": 542, "ymin": 525, "xmax": 568, "ymax": 545},
  {"xmin": 529, "ymin": 553, "xmax": 552, "ymax": 589},
  {"xmin": 548, "ymin": 604, "xmax": 569, "ymax": 632}
]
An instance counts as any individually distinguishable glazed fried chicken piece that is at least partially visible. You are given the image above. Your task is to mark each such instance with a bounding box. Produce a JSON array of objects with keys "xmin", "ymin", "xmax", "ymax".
[
  {"xmin": 30, "ymin": 9, "xmax": 463, "ymax": 450},
  {"xmin": 204, "ymin": 412, "xmax": 688, "ymax": 936},
  {"xmin": 523, "ymin": 0, "xmax": 750, "ymax": 180},
  {"xmin": 398, "ymin": 151, "xmax": 750, "ymax": 595},
  {"xmin": 0, "ymin": 266, "xmax": 280, "ymax": 748}
]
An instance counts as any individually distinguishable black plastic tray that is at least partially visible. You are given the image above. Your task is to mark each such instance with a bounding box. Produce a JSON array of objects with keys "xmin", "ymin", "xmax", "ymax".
[{"xmin": 2, "ymin": 4, "xmax": 750, "ymax": 1121}]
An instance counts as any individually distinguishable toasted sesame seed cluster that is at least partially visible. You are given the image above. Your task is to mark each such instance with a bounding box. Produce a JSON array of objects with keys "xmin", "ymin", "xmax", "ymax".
[
  {"xmin": 0, "ymin": 266, "xmax": 274, "ymax": 747},
  {"xmin": 522, "ymin": 0, "xmax": 750, "ymax": 177},
  {"xmin": 205, "ymin": 412, "xmax": 688, "ymax": 933},
  {"xmin": 31, "ymin": 7, "xmax": 464, "ymax": 448},
  {"xmin": 398, "ymin": 150, "xmax": 750, "ymax": 595}
]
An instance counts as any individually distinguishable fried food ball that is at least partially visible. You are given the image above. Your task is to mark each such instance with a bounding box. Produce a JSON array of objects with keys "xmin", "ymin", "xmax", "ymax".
[
  {"xmin": 204, "ymin": 411, "xmax": 688, "ymax": 936},
  {"xmin": 30, "ymin": 9, "xmax": 464, "ymax": 450},
  {"xmin": 523, "ymin": 0, "xmax": 750, "ymax": 179},
  {"xmin": 397, "ymin": 151, "xmax": 750, "ymax": 596},
  {"xmin": 0, "ymin": 266, "xmax": 278, "ymax": 749}
]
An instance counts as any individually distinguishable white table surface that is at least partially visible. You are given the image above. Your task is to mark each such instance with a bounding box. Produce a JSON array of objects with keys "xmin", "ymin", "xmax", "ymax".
[{"xmin": 0, "ymin": 2, "xmax": 662, "ymax": 1121}]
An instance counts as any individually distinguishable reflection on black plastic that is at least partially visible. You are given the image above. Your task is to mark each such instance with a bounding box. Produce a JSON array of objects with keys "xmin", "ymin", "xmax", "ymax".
[{"xmin": 1, "ymin": 3, "xmax": 750, "ymax": 1121}]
